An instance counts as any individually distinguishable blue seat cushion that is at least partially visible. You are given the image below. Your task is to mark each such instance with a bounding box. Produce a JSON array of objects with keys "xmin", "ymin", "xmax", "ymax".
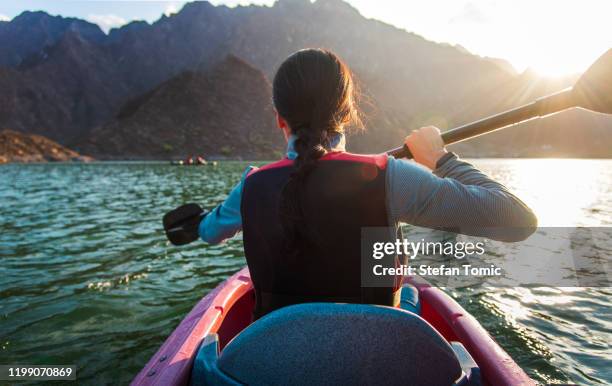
[{"xmin": 214, "ymin": 303, "xmax": 463, "ymax": 386}]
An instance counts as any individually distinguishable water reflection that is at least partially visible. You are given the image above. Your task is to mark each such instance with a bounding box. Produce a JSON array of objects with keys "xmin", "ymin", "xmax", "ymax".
[
  {"xmin": 462, "ymin": 159, "xmax": 612, "ymax": 385},
  {"xmin": 478, "ymin": 158, "xmax": 612, "ymax": 226},
  {"xmin": 0, "ymin": 159, "xmax": 610, "ymax": 385}
]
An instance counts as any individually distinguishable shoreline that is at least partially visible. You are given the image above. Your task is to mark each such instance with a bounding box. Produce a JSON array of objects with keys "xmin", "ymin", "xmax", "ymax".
[{"xmin": 2, "ymin": 156, "xmax": 612, "ymax": 165}]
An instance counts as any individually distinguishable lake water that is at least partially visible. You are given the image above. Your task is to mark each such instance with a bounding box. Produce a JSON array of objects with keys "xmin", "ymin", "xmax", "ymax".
[{"xmin": 1, "ymin": 159, "xmax": 610, "ymax": 385}]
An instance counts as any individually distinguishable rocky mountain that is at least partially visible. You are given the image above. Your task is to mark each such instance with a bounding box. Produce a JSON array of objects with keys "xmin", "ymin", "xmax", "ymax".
[
  {"xmin": 0, "ymin": 11, "xmax": 105, "ymax": 67},
  {"xmin": 0, "ymin": 30, "xmax": 129, "ymax": 141},
  {"xmin": 0, "ymin": 0, "xmax": 610, "ymax": 158},
  {"xmin": 0, "ymin": 129, "xmax": 91, "ymax": 163},
  {"xmin": 448, "ymin": 109, "xmax": 612, "ymax": 158},
  {"xmin": 77, "ymin": 56, "xmax": 281, "ymax": 159}
]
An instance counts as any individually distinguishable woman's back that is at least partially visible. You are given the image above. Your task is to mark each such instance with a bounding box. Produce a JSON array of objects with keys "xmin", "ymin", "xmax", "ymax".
[
  {"xmin": 197, "ymin": 48, "xmax": 537, "ymax": 320},
  {"xmin": 242, "ymin": 153, "xmax": 397, "ymax": 319}
]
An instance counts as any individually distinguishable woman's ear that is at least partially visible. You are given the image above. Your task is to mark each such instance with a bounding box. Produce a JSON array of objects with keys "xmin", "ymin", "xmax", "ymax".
[{"xmin": 276, "ymin": 112, "xmax": 291, "ymax": 141}]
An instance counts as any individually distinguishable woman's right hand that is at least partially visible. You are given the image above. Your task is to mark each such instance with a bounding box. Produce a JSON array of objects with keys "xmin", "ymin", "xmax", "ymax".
[{"xmin": 404, "ymin": 126, "xmax": 448, "ymax": 170}]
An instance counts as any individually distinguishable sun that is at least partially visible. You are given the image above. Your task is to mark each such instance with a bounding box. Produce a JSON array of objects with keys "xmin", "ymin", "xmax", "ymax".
[
  {"xmin": 511, "ymin": 46, "xmax": 605, "ymax": 78},
  {"xmin": 528, "ymin": 59, "xmax": 584, "ymax": 78}
]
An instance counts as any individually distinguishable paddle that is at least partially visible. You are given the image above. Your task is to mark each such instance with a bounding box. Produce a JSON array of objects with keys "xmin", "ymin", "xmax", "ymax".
[
  {"xmin": 163, "ymin": 203, "xmax": 206, "ymax": 245},
  {"xmin": 387, "ymin": 49, "xmax": 612, "ymax": 159},
  {"xmin": 162, "ymin": 50, "xmax": 611, "ymax": 244}
]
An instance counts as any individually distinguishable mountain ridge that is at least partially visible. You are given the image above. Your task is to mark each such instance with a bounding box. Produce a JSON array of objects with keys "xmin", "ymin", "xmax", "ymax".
[
  {"xmin": 0, "ymin": 0, "xmax": 609, "ymax": 158},
  {"xmin": 76, "ymin": 55, "xmax": 281, "ymax": 159},
  {"xmin": 0, "ymin": 10, "xmax": 105, "ymax": 67}
]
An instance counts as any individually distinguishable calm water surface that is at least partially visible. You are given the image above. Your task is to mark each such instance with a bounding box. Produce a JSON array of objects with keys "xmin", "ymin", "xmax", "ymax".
[{"xmin": 1, "ymin": 159, "xmax": 610, "ymax": 384}]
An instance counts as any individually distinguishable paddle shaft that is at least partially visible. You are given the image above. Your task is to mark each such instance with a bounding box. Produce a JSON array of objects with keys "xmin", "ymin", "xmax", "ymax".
[{"xmin": 387, "ymin": 87, "xmax": 577, "ymax": 159}]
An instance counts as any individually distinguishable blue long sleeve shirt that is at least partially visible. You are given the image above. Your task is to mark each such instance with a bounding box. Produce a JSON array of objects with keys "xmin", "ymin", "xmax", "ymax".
[{"xmin": 199, "ymin": 134, "xmax": 537, "ymax": 244}]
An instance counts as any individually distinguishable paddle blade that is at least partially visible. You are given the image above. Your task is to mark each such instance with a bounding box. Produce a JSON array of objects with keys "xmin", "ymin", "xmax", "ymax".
[
  {"xmin": 573, "ymin": 49, "xmax": 612, "ymax": 114},
  {"xmin": 163, "ymin": 203, "xmax": 204, "ymax": 245}
]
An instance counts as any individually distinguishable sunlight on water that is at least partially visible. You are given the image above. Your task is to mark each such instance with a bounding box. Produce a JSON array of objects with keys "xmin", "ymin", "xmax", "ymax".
[
  {"xmin": 495, "ymin": 159, "xmax": 612, "ymax": 226},
  {"xmin": 0, "ymin": 159, "xmax": 610, "ymax": 385},
  {"xmin": 466, "ymin": 158, "xmax": 612, "ymax": 385}
]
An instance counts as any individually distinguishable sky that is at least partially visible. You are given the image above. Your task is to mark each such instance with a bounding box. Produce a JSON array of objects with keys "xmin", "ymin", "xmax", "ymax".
[{"xmin": 1, "ymin": 0, "xmax": 611, "ymax": 76}]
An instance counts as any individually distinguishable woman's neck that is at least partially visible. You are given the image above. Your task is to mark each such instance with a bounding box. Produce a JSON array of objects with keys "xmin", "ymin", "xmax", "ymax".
[{"xmin": 286, "ymin": 132, "xmax": 346, "ymax": 160}]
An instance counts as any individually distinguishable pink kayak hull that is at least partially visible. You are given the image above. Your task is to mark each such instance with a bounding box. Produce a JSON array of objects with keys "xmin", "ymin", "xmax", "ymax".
[{"xmin": 132, "ymin": 267, "xmax": 534, "ymax": 386}]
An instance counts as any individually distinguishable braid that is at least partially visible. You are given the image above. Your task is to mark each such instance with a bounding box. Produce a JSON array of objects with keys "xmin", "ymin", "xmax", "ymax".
[
  {"xmin": 278, "ymin": 126, "xmax": 329, "ymax": 258},
  {"xmin": 273, "ymin": 49, "xmax": 361, "ymax": 259}
]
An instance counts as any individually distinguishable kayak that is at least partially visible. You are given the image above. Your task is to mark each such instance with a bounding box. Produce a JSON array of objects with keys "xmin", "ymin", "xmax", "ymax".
[
  {"xmin": 171, "ymin": 161, "xmax": 218, "ymax": 166},
  {"xmin": 132, "ymin": 267, "xmax": 534, "ymax": 386}
]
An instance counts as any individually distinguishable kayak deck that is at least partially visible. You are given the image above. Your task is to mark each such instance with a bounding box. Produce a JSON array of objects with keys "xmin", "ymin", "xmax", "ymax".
[{"xmin": 132, "ymin": 267, "xmax": 533, "ymax": 385}]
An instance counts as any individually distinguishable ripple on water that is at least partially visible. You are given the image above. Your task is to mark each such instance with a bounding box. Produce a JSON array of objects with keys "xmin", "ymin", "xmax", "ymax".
[{"xmin": 0, "ymin": 160, "xmax": 610, "ymax": 385}]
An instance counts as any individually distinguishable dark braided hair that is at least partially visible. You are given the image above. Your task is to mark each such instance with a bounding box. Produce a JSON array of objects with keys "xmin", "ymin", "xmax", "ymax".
[{"xmin": 273, "ymin": 49, "xmax": 361, "ymax": 258}]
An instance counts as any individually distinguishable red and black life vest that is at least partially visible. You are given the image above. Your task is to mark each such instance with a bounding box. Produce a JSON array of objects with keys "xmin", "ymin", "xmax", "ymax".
[{"xmin": 241, "ymin": 152, "xmax": 400, "ymax": 319}]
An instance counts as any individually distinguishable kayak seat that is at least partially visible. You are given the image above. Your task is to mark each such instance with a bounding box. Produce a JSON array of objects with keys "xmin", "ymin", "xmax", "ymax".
[{"xmin": 191, "ymin": 303, "xmax": 481, "ymax": 386}]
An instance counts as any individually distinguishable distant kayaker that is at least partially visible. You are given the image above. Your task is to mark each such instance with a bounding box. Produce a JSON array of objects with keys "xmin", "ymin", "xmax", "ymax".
[{"xmin": 198, "ymin": 49, "xmax": 537, "ymax": 319}]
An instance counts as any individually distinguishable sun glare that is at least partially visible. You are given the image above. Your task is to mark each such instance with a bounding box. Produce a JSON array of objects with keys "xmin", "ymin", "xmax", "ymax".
[
  {"xmin": 353, "ymin": 0, "xmax": 612, "ymax": 78},
  {"xmin": 523, "ymin": 50, "xmax": 600, "ymax": 77},
  {"xmin": 529, "ymin": 61, "xmax": 583, "ymax": 78},
  {"xmin": 508, "ymin": 159, "xmax": 606, "ymax": 226}
]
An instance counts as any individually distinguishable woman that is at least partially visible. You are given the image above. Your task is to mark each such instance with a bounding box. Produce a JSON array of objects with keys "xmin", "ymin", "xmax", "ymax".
[{"xmin": 198, "ymin": 49, "xmax": 537, "ymax": 319}]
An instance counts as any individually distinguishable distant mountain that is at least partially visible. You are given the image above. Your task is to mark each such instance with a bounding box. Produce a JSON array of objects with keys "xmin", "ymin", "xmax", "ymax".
[
  {"xmin": 77, "ymin": 56, "xmax": 281, "ymax": 159},
  {"xmin": 0, "ymin": 30, "xmax": 129, "ymax": 141},
  {"xmin": 0, "ymin": 129, "xmax": 91, "ymax": 163},
  {"xmin": 448, "ymin": 109, "xmax": 612, "ymax": 158},
  {"xmin": 0, "ymin": 11, "xmax": 105, "ymax": 67},
  {"xmin": 483, "ymin": 57, "xmax": 517, "ymax": 76},
  {"xmin": 0, "ymin": 0, "xmax": 610, "ymax": 158}
]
